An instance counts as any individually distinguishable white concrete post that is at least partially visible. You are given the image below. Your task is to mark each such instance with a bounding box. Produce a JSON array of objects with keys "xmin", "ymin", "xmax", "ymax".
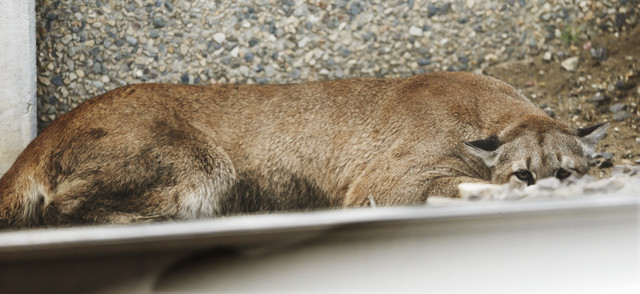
[{"xmin": 0, "ymin": 0, "xmax": 37, "ymax": 176}]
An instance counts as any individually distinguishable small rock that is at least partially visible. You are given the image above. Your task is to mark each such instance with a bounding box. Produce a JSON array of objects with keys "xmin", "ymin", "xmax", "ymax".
[
  {"xmin": 164, "ymin": 1, "xmax": 174, "ymax": 12},
  {"xmin": 543, "ymin": 51, "xmax": 552, "ymax": 61},
  {"xmin": 213, "ymin": 33, "xmax": 226, "ymax": 44},
  {"xmin": 363, "ymin": 32, "xmax": 375, "ymax": 42},
  {"xmin": 125, "ymin": 36, "xmax": 138, "ymax": 46},
  {"xmin": 590, "ymin": 47, "xmax": 607, "ymax": 62},
  {"xmin": 609, "ymin": 103, "xmax": 627, "ymax": 113},
  {"xmin": 409, "ymin": 26, "xmax": 423, "ymax": 37},
  {"xmin": 38, "ymin": 76, "xmax": 51, "ymax": 86},
  {"xmin": 67, "ymin": 46, "xmax": 79, "ymax": 57},
  {"xmin": 42, "ymin": 103, "xmax": 53, "ymax": 114},
  {"xmin": 52, "ymin": 75, "xmax": 63, "ymax": 86},
  {"xmin": 60, "ymin": 87, "xmax": 69, "ymax": 97},
  {"xmin": 89, "ymin": 46, "xmax": 101, "ymax": 57},
  {"xmin": 589, "ymin": 92, "xmax": 611, "ymax": 105},
  {"xmin": 294, "ymin": 4, "xmax": 309, "ymax": 17},
  {"xmin": 254, "ymin": 64, "xmax": 270, "ymax": 77},
  {"xmin": 290, "ymin": 69, "xmax": 301, "ymax": 79},
  {"xmin": 238, "ymin": 65, "xmax": 250, "ymax": 77},
  {"xmin": 180, "ymin": 44, "xmax": 189, "ymax": 55},
  {"xmin": 427, "ymin": 4, "xmax": 438, "ymax": 17},
  {"xmin": 152, "ymin": 17, "xmax": 166, "ymax": 28},
  {"xmin": 61, "ymin": 34, "xmax": 73, "ymax": 44},
  {"xmin": 484, "ymin": 53, "xmax": 499, "ymax": 63},
  {"xmin": 614, "ymin": 111, "xmax": 631, "ymax": 121},
  {"xmin": 418, "ymin": 59, "xmax": 431, "ymax": 66},
  {"xmin": 438, "ymin": 3, "xmax": 451, "ymax": 15},
  {"xmin": 560, "ymin": 56, "xmax": 579, "ymax": 71},
  {"xmin": 134, "ymin": 56, "xmax": 149, "ymax": 64},
  {"xmin": 244, "ymin": 52, "xmax": 254, "ymax": 62},
  {"xmin": 45, "ymin": 12, "xmax": 58, "ymax": 20},
  {"xmin": 614, "ymin": 80, "xmax": 626, "ymax": 89}
]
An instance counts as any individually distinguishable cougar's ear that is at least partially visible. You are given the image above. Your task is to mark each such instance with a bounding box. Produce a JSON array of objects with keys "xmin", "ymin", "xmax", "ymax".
[
  {"xmin": 577, "ymin": 122, "xmax": 609, "ymax": 152},
  {"xmin": 464, "ymin": 135, "xmax": 502, "ymax": 167}
]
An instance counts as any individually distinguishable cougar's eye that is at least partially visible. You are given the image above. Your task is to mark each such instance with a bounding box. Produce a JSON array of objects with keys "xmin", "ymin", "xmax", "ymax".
[
  {"xmin": 555, "ymin": 168, "xmax": 572, "ymax": 180},
  {"xmin": 514, "ymin": 169, "xmax": 535, "ymax": 185}
]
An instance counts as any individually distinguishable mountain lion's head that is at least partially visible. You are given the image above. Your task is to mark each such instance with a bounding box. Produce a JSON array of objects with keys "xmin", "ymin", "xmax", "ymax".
[{"xmin": 464, "ymin": 115, "xmax": 609, "ymax": 189}]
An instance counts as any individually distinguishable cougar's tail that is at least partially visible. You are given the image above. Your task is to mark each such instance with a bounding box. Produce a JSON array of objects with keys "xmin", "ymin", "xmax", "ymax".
[{"xmin": 0, "ymin": 163, "xmax": 43, "ymax": 229}]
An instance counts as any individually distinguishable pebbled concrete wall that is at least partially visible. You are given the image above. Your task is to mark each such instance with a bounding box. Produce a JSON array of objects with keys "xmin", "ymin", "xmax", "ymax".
[{"xmin": 0, "ymin": 0, "xmax": 37, "ymax": 176}]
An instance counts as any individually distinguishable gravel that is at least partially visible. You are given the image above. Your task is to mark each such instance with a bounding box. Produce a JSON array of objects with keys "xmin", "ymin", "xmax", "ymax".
[
  {"xmin": 432, "ymin": 165, "xmax": 640, "ymax": 205},
  {"xmin": 36, "ymin": 0, "xmax": 638, "ymax": 131}
]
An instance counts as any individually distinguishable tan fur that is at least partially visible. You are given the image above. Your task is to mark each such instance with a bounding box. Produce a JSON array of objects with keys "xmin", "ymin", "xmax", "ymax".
[{"xmin": 0, "ymin": 72, "xmax": 607, "ymax": 228}]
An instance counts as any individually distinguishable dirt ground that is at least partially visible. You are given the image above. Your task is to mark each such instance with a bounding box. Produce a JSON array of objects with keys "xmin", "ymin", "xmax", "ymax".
[{"xmin": 486, "ymin": 26, "xmax": 640, "ymax": 178}]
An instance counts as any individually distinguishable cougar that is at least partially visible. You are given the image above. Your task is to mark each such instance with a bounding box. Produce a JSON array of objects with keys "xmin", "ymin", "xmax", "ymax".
[{"xmin": 0, "ymin": 72, "xmax": 607, "ymax": 228}]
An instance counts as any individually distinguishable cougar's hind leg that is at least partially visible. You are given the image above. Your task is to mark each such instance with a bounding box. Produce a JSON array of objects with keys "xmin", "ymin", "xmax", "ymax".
[
  {"xmin": 41, "ymin": 142, "xmax": 237, "ymax": 226},
  {"xmin": 41, "ymin": 119, "xmax": 237, "ymax": 226},
  {"xmin": 42, "ymin": 195, "xmax": 172, "ymax": 226}
]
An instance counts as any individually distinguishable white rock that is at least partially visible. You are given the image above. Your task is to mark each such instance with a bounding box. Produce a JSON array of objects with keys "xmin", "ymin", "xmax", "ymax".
[
  {"xmin": 561, "ymin": 56, "xmax": 579, "ymax": 71},
  {"xmin": 466, "ymin": 0, "xmax": 475, "ymax": 8},
  {"xmin": 213, "ymin": 32, "xmax": 226, "ymax": 44},
  {"xmin": 238, "ymin": 65, "xmax": 249, "ymax": 77},
  {"xmin": 180, "ymin": 44, "xmax": 189, "ymax": 55},
  {"xmin": 484, "ymin": 53, "xmax": 499, "ymax": 63},
  {"xmin": 543, "ymin": 51, "xmax": 552, "ymax": 61},
  {"xmin": 409, "ymin": 25, "xmax": 423, "ymax": 37},
  {"xmin": 457, "ymin": 182, "xmax": 510, "ymax": 201}
]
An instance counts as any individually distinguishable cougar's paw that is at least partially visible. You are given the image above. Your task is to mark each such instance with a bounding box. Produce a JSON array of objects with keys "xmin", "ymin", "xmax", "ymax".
[{"xmin": 136, "ymin": 215, "xmax": 175, "ymax": 223}]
